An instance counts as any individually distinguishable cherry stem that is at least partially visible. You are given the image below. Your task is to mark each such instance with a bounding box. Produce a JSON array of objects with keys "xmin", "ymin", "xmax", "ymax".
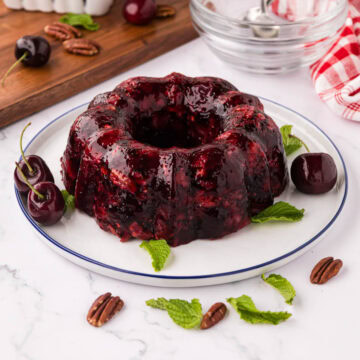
[
  {"xmin": 20, "ymin": 122, "xmax": 34, "ymax": 174},
  {"xmin": 15, "ymin": 162, "xmax": 44, "ymax": 200},
  {"xmin": 1, "ymin": 52, "xmax": 28, "ymax": 87},
  {"xmin": 289, "ymin": 134, "xmax": 310, "ymax": 153}
]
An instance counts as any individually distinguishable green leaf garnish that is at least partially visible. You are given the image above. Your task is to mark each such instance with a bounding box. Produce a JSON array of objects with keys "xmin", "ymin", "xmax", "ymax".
[
  {"xmin": 227, "ymin": 295, "xmax": 291, "ymax": 325},
  {"xmin": 166, "ymin": 299, "xmax": 203, "ymax": 329},
  {"xmin": 146, "ymin": 298, "xmax": 203, "ymax": 329},
  {"xmin": 140, "ymin": 239, "xmax": 171, "ymax": 272},
  {"xmin": 61, "ymin": 190, "xmax": 75, "ymax": 212},
  {"xmin": 146, "ymin": 297, "xmax": 169, "ymax": 310},
  {"xmin": 280, "ymin": 125, "xmax": 309, "ymax": 156},
  {"xmin": 251, "ymin": 201, "xmax": 304, "ymax": 223},
  {"xmin": 59, "ymin": 13, "xmax": 100, "ymax": 31},
  {"xmin": 261, "ymin": 273, "xmax": 296, "ymax": 305}
]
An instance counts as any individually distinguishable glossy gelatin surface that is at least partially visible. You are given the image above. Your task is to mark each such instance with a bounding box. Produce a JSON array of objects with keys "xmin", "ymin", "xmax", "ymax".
[{"xmin": 61, "ymin": 73, "xmax": 288, "ymax": 246}]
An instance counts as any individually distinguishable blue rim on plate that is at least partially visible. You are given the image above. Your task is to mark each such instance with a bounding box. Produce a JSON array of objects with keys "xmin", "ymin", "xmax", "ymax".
[{"xmin": 15, "ymin": 98, "xmax": 348, "ymax": 280}]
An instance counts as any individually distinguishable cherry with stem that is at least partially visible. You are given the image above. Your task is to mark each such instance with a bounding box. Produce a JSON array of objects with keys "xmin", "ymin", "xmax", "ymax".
[
  {"xmin": 16, "ymin": 162, "xmax": 65, "ymax": 225},
  {"xmin": 1, "ymin": 36, "xmax": 51, "ymax": 87}
]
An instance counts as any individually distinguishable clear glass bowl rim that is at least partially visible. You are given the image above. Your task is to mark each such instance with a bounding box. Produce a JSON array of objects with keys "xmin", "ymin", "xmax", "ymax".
[{"xmin": 191, "ymin": 0, "xmax": 348, "ymax": 27}]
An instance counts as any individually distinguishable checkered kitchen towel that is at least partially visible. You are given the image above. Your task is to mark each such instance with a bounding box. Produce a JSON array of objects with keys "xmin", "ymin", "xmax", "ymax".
[{"xmin": 272, "ymin": 0, "xmax": 360, "ymax": 121}]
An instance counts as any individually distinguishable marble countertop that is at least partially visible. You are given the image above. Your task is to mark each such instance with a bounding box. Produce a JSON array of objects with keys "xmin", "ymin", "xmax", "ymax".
[{"xmin": 2, "ymin": 39, "xmax": 360, "ymax": 360}]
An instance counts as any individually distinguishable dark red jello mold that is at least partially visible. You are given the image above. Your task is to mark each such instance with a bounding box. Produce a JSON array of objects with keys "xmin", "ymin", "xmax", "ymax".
[{"xmin": 61, "ymin": 73, "xmax": 288, "ymax": 246}]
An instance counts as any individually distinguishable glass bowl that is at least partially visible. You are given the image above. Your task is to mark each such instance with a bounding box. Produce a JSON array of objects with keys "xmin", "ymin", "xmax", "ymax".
[{"xmin": 190, "ymin": 0, "xmax": 348, "ymax": 73}]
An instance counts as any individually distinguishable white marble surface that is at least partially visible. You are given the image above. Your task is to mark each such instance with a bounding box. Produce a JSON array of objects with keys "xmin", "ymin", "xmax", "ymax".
[{"xmin": 1, "ymin": 39, "xmax": 360, "ymax": 360}]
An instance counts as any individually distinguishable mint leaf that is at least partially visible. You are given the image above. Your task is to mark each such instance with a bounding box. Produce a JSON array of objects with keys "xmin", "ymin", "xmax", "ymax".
[
  {"xmin": 146, "ymin": 298, "xmax": 203, "ymax": 329},
  {"xmin": 280, "ymin": 125, "xmax": 302, "ymax": 156},
  {"xmin": 61, "ymin": 190, "xmax": 75, "ymax": 212},
  {"xmin": 251, "ymin": 201, "xmax": 304, "ymax": 223},
  {"xmin": 140, "ymin": 239, "xmax": 170, "ymax": 272},
  {"xmin": 261, "ymin": 273, "xmax": 296, "ymax": 305},
  {"xmin": 166, "ymin": 299, "xmax": 202, "ymax": 329},
  {"xmin": 280, "ymin": 125, "xmax": 309, "ymax": 156},
  {"xmin": 227, "ymin": 295, "xmax": 291, "ymax": 325},
  {"xmin": 59, "ymin": 13, "xmax": 100, "ymax": 31},
  {"xmin": 146, "ymin": 297, "xmax": 169, "ymax": 310}
]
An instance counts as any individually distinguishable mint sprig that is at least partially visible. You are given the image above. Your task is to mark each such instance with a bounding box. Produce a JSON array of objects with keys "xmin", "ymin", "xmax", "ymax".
[
  {"xmin": 145, "ymin": 297, "xmax": 168, "ymax": 310},
  {"xmin": 140, "ymin": 239, "xmax": 170, "ymax": 272},
  {"xmin": 59, "ymin": 13, "xmax": 100, "ymax": 31},
  {"xmin": 227, "ymin": 295, "xmax": 291, "ymax": 325},
  {"xmin": 146, "ymin": 298, "xmax": 203, "ymax": 329},
  {"xmin": 251, "ymin": 201, "xmax": 304, "ymax": 223},
  {"xmin": 280, "ymin": 125, "xmax": 309, "ymax": 156},
  {"xmin": 262, "ymin": 273, "xmax": 296, "ymax": 305},
  {"xmin": 61, "ymin": 190, "xmax": 75, "ymax": 212}
]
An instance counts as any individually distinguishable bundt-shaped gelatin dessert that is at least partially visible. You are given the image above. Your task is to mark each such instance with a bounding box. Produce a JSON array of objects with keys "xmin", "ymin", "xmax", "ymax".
[{"xmin": 61, "ymin": 73, "xmax": 288, "ymax": 246}]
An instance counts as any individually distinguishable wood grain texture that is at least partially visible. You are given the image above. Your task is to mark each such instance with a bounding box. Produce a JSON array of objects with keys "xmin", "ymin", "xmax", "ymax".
[{"xmin": 0, "ymin": 0, "xmax": 197, "ymax": 128}]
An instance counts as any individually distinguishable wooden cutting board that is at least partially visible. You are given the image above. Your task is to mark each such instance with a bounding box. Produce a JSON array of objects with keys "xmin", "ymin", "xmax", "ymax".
[{"xmin": 0, "ymin": 0, "xmax": 197, "ymax": 128}]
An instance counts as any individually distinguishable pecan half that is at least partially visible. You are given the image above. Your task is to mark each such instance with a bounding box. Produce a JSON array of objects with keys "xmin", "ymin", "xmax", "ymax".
[
  {"xmin": 63, "ymin": 39, "xmax": 100, "ymax": 56},
  {"xmin": 87, "ymin": 292, "xmax": 124, "ymax": 327},
  {"xmin": 156, "ymin": 4, "xmax": 176, "ymax": 18},
  {"xmin": 44, "ymin": 22, "xmax": 82, "ymax": 41},
  {"xmin": 200, "ymin": 302, "xmax": 227, "ymax": 330},
  {"xmin": 310, "ymin": 257, "xmax": 343, "ymax": 284}
]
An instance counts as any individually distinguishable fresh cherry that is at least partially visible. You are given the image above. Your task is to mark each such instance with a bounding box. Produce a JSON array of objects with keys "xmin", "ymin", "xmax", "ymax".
[
  {"xmin": 16, "ymin": 163, "xmax": 64, "ymax": 225},
  {"xmin": 123, "ymin": 0, "xmax": 157, "ymax": 25},
  {"xmin": 28, "ymin": 182, "xmax": 65, "ymax": 225},
  {"xmin": 291, "ymin": 153, "xmax": 337, "ymax": 194},
  {"xmin": 1, "ymin": 36, "xmax": 51, "ymax": 86},
  {"xmin": 14, "ymin": 123, "xmax": 54, "ymax": 194}
]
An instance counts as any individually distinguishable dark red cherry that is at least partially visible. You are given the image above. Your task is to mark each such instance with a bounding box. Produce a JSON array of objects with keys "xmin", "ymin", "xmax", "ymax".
[
  {"xmin": 1, "ymin": 36, "xmax": 51, "ymax": 86},
  {"xmin": 15, "ymin": 36, "xmax": 51, "ymax": 67},
  {"xmin": 123, "ymin": 0, "xmax": 156, "ymax": 25},
  {"xmin": 291, "ymin": 153, "xmax": 337, "ymax": 194},
  {"xmin": 14, "ymin": 123, "xmax": 54, "ymax": 194},
  {"xmin": 28, "ymin": 182, "xmax": 65, "ymax": 225},
  {"xmin": 16, "ymin": 162, "xmax": 64, "ymax": 225},
  {"xmin": 15, "ymin": 155, "xmax": 54, "ymax": 193}
]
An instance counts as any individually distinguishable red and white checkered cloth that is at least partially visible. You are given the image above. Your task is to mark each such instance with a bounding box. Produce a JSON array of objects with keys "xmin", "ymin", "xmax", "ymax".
[{"xmin": 272, "ymin": 0, "xmax": 360, "ymax": 121}]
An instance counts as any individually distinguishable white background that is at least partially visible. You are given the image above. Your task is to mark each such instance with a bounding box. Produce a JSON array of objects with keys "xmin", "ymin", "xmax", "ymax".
[{"xmin": 1, "ymin": 39, "xmax": 359, "ymax": 359}]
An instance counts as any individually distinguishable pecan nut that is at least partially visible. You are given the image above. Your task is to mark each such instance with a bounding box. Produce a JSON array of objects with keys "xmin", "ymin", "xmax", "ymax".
[
  {"xmin": 63, "ymin": 39, "xmax": 100, "ymax": 56},
  {"xmin": 310, "ymin": 257, "xmax": 343, "ymax": 284},
  {"xmin": 156, "ymin": 4, "xmax": 176, "ymax": 18},
  {"xmin": 200, "ymin": 302, "xmax": 227, "ymax": 330},
  {"xmin": 44, "ymin": 22, "xmax": 82, "ymax": 41},
  {"xmin": 87, "ymin": 292, "xmax": 124, "ymax": 327}
]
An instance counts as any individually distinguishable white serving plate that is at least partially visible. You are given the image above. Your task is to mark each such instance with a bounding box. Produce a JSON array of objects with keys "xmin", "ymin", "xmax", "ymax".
[{"xmin": 15, "ymin": 98, "xmax": 348, "ymax": 287}]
